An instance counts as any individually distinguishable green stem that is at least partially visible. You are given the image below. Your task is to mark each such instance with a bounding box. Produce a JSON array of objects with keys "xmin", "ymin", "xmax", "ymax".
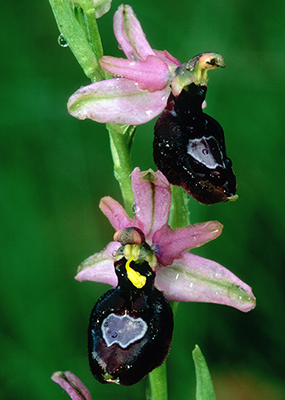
[
  {"xmin": 50, "ymin": 0, "xmax": 136, "ymax": 211},
  {"xmin": 107, "ymin": 123, "xmax": 136, "ymax": 216},
  {"xmin": 169, "ymin": 185, "xmax": 190, "ymax": 228},
  {"xmin": 85, "ymin": 11, "xmax": 104, "ymax": 61},
  {"xmin": 168, "ymin": 186, "xmax": 190, "ymax": 322},
  {"xmin": 49, "ymin": 0, "xmax": 105, "ymax": 81},
  {"xmin": 75, "ymin": 0, "xmax": 104, "ymax": 62},
  {"xmin": 148, "ymin": 362, "xmax": 168, "ymax": 400}
]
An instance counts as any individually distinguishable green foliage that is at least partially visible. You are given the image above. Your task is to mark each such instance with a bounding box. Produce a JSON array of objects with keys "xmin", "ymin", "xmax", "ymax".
[{"xmin": 192, "ymin": 345, "xmax": 215, "ymax": 400}]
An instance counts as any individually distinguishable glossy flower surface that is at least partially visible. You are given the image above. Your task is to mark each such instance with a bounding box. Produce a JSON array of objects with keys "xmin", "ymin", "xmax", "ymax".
[
  {"xmin": 67, "ymin": 5, "xmax": 224, "ymax": 125},
  {"xmin": 76, "ymin": 168, "xmax": 256, "ymax": 312}
]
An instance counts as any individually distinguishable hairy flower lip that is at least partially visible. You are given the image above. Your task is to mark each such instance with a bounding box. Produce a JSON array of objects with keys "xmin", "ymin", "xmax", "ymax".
[{"xmin": 75, "ymin": 168, "xmax": 256, "ymax": 312}]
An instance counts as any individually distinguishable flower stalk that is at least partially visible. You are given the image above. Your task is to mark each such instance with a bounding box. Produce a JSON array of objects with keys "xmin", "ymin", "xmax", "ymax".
[
  {"xmin": 49, "ymin": 0, "xmax": 137, "ymax": 211},
  {"xmin": 74, "ymin": 0, "xmax": 104, "ymax": 61},
  {"xmin": 49, "ymin": 0, "xmax": 105, "ymax": 81},
  {"xmin": 169, "ymin": 185, "xmax": 190, "ymax": 229},
  {"xmin": 107, "ymin": 123, "xmax": 136, "ymax": 216}
]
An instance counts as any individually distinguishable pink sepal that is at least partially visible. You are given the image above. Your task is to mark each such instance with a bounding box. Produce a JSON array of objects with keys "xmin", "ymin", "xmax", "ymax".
[
  {"xmin": 155, "ymin": 252, "xmax": 256, "ymax": 312},
  {"xmin": 75, "ymin": 242, "xmax": 118, "ymax": 287},
  {"xmin": 67, "ymin": 79, "xmax": 168, "ymax": 125}
]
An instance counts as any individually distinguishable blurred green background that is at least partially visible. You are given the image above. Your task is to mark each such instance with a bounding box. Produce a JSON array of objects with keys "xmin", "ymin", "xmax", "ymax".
[{"xmin": 1, "ymin": 0, "xmax": 285, "ymax": 399}]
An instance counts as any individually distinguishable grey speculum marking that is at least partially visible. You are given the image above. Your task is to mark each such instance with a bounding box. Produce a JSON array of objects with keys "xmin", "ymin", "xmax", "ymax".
[{"xmin": 101, "ymin": 313, "xmax": 148, "ymax": 348}]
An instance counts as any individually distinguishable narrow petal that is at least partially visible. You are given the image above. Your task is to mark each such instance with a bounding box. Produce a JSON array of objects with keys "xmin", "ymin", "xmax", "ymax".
[
  {"xmin": 155, "ymin": 252, "xmax": 256, "ymax": 312},
  {"xmin": 99, "ymin": 55, "xmax": 169, "ymax": 92},
  {"xmin": 75, "ymin": 242, "xmax": 119, "ymax": 286},
  {"xmin": 51, "ymin": 371, "xmax": 92, "ymax": 400},
  {"xmin": 114, "ymin": 4, "xmax": 155, "ymax": 60},
  {"xmin": 99, "ymin": 196, "xmax": 132, "ymax": 231},
  {"xmin": 68, "ymin": 78, "xmax": 168, "ymax": 125},
  {"xmin": 131, "ymin": 168, "xmax": 171, "ymax": 239},
  {"xmin": 154, "ymin": 50, "xmax": 181, "ymax": 66},
  {"xmin": 153, "ymin": 221, "xmax": 223, "ymax": 266}
]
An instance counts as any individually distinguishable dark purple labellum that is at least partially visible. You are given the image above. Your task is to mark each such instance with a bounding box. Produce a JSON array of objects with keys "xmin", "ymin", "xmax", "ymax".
[
  {"xmin": 153, "ymin": 83, "xmax": 237, "ymax": 204},
  {"xmin": 88, "ymin": 258, "xmax": 173, "ymax": 386}
]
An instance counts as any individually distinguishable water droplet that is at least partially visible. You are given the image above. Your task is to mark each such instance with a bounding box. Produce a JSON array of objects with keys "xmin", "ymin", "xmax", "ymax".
[
  {"xmin": 58, "ymin": 34, "xmax": 68, "ymax": 47},
  {"xmin": 131, "ymin": 203, "xmax": 136, "ymax": 213}
]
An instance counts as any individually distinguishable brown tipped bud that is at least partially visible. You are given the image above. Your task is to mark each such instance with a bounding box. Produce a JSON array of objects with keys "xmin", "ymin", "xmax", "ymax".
[{"xmin": 114, "ymin": 227, "xmax": 145, "ymax": 246}]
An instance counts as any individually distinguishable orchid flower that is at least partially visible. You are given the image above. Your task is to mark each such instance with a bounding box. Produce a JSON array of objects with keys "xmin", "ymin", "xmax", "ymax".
[
  {"xmin": 76, "ymin": 168, "xmax": 256, "ymax": 312},
  {"xmin": 67, "ymin": 4, "xmax": 225, "ymax": 125}
]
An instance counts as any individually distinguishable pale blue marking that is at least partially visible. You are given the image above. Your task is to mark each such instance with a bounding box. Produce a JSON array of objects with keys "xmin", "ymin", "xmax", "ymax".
[{"xmin": 101, "ymin": 313, "xmax": 147, "ymax": 348}]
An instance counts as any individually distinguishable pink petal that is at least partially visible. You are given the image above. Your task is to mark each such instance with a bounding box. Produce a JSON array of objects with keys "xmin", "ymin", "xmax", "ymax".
[
  {"xmin": 131, "ymin": 168, "xmax": 171, "ymax": 239},
  {"xmin": 99, "ymin": 196, "xmax": 132, "ymax": 231},
  {"xmin": 154, "ymin": 50, "xmax": 181, "ymax": 66},
  {"xmin": 75, "ymin": 242, "xmax": 119, "ymax": 286},
  {"xmin": 51, "ymin": 371, "xmax": 92, "ymax": 400},
  {"xmin": 99, "ymin": 55, "xmax": 169, "ymax": 92},
  {"xmin": 153, "ymin": 221, "xmax": 223, "ymax": 266},
  {"xmin": 67, "ymin": 78, "xmax": 168, "ymax": 125},
  {"xmin": 155, "ymin": 253, "xmax": 256, "ymax": 312},
  {"xmin": 114, "ymin": 4, "xmax": 155, "ymax": 61}
]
